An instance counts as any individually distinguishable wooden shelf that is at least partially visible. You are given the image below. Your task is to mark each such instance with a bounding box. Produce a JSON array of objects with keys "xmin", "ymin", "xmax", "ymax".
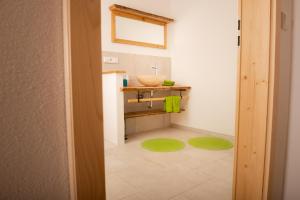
[
  {"xmin": 122, "ymin": 86, "xmax": 191, "ymax": 92},
  {"xmin": 110, "ymin": 4, "xmax": 174, "ymax": 24},
  {"xmin": 125, "ymin": 109, "xmax": 185, "ymax": 119}
]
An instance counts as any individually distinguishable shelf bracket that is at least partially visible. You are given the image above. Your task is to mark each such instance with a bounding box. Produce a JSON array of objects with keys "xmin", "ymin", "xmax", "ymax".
[
  {"xmin": 137, "ymin": 91, "xmax": 144, "ymax": 103},
  {"xmin": 148, "ymin": 90, "xmax": 154, "ymax": 108}
]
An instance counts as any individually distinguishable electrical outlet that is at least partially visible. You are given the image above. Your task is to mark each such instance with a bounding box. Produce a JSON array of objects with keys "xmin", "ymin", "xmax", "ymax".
[{"xmin": 103, "ymin": 56, "xmax": 119, "ymax": 64}]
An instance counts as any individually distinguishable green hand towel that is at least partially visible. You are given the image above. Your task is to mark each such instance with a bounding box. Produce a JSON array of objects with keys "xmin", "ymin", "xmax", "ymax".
[
  {"xmin": 172, "ymin": 96, "xmax": 181, "ymax": 113},
  {"xmin": 164, "ymin": 96, "xmax": 181, "ymax": 113},
  {"xmin": 164, "ymin": 96, "xmax": 173, "ymax": 113}
]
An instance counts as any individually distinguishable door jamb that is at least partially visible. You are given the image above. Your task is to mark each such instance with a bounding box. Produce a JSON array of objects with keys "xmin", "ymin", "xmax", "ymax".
[
  {"xmin": 63, "ymin": 0, "xmax": 77, "ymax": 199},
  {"xmin": 63, "ymin": 0, "xmax": 105, "ymax": 199},
  {"xmin": 63, "ymin": 0, "xmax": 283, "ymax": 199}
]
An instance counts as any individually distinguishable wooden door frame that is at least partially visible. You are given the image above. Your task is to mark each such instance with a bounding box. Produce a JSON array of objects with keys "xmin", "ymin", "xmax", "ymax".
[
  {"xmin": 63, "ymin": 0, "xmax": 284, "ymax": 199},
  {"xmin": 63, "ymin": 0, "xmax": 106, "ymax": 199},
  {"xmin": 233, "ymin": 0, "xmax": 286, "ymax": 200}
]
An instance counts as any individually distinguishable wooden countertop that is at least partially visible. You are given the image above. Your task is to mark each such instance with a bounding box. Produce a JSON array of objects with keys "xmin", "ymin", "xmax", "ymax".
[
  {"xmin": 122, "ymin": 85, "xmax": 191, "ymax": 92},
  {"xmin": 102, "ymin": 70, "xmax": 126, "ymax": 74}
]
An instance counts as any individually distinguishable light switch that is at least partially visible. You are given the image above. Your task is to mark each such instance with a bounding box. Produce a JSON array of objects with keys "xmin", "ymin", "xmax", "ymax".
[{"xmin": 103, "ymin": 56, "xmax": 119, "ymax": 64}]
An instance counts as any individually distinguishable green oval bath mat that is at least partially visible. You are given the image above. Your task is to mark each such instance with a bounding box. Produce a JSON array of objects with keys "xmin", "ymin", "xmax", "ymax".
[
  {"xmin": 142, "ymin": 138, "xmax": 185, "ymax": 152},
  {"xmin": 188, "ymin": 137, "xmax": 233, "ymax": 150}
]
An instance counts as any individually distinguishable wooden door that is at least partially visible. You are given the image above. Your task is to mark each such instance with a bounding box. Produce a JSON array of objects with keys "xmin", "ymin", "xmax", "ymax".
[{"xmin": 234, "ymin": 0, "xmax": 280, "ymax": 199}]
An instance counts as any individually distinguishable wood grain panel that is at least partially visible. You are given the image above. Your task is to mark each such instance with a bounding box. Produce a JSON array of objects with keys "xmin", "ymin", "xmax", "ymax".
[
  {"xmin": 69, "ymin": 0, "xmax": 106, "ymax": 199},
  {"xmin": 234, "ymin": 0, "xmax": 272, "ymax": 199}
]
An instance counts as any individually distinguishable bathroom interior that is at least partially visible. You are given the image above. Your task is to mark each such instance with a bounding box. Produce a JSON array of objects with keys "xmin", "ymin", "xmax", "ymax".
[{"xmin": 101, "ymin": 0, "xmax": 238, "ymax": 199}]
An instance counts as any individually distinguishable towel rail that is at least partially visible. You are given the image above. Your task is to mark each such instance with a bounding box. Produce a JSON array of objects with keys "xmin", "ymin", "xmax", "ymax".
[
  {"xmin": 127, "ymin": 96, "xmax": 188, "ymax": 103},
  {"xmin": 128, "ymin": 97, "xmax": 165, "ymax": 103}
]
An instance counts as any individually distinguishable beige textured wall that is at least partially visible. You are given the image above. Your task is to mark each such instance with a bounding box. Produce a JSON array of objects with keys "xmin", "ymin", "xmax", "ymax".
[{"xmin": 0, "ymin": 0, "xmax": 70, "ymax": 199}]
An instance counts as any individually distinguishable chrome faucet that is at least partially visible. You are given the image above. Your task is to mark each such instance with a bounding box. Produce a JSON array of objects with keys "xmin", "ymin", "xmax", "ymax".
[{"xmin": 152, "ymin": 65, "xmax": 159, "ymax": 76}]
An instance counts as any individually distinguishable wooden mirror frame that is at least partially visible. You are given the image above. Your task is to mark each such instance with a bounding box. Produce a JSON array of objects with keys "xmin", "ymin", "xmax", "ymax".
[{"xmin": 110, "ymin": 4, "xmax": 174, "ymax": 49}]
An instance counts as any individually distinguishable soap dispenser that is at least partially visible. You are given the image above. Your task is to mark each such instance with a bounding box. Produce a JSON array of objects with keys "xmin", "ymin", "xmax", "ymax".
[{"xmin": 123, "ymin": 74, "xmax": 129, "ymax": 87}]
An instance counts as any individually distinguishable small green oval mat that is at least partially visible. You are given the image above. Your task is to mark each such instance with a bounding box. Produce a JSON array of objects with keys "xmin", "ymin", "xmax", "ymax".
[
  {"xmin": 188, "ymin": 137, "xmax": 233, "ymax": 150},
  {"xmin": 142, "ymin": 138, "xmax": 185, "ymax": 152}
]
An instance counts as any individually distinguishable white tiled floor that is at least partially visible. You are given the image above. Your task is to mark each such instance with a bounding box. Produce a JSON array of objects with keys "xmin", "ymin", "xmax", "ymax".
[{"xmin": 104, "ymin": 128, "xmax": 234, "ymax": 200}]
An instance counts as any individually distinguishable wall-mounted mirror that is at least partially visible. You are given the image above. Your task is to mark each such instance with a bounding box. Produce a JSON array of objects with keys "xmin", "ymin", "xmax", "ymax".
[{"xmin": 110, "ymin": 4, "xmax": 174, "ymax": 49}]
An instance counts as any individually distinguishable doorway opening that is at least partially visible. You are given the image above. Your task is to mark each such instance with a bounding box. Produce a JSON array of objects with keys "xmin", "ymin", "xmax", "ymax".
[
  {"xmin": 101, "ymin": 1, "xmax": 238, "ymax": 199},
  {"xmin": 65, "ymin": 0, "xmax": 284, "ymax": 199}
]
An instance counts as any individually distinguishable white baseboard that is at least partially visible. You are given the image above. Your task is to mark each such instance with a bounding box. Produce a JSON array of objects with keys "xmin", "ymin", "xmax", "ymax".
[{"xmin": 170, "ymin": 123, "xmax": 235, "ymax": 140}]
